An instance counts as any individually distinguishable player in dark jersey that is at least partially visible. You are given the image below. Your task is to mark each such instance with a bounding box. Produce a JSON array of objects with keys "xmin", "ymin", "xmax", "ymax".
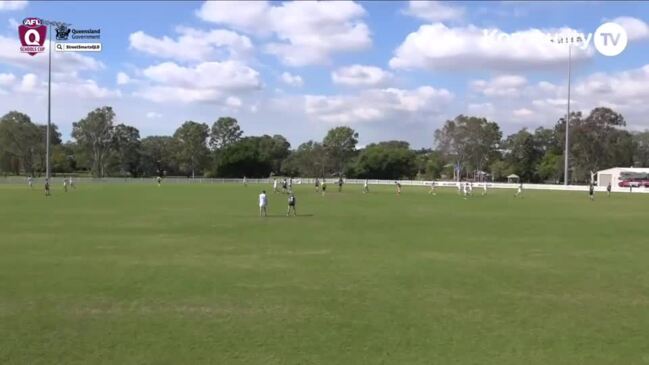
[
  {"xmin": 606, "ymin": 182, "xmax": 611, "ymax": 197},
  {"xmin": 287, "ymin": 192, "xmax": 297, "ymax": 216},
  {"xmin": 315, "ymin": 178, "xmax": 320, "ymax": 192},
  {"xmin": 321, "ymin": 179, "xmax": 327, "ymax": 196},
  {"xmin": 589, "ymin": 183, "xmax": 595, "ymax": 201},
  {"xmin": 338, "ymin": 177, "xmax": 344, "ymax": 192},
  {"xmin": 44, "ymin": 178, "xmax": 51, "ymax": 197}
]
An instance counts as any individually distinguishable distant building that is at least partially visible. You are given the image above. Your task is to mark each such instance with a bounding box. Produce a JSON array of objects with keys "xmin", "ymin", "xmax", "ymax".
[{"xmin": 596, "ymin": 167, "xmax": 649, "ymax": 189}]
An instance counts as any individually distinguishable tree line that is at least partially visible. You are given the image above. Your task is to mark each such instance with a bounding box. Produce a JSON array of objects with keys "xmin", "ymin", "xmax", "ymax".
[{"xmin": 1, "ymin": 106, "xmax": 648, "ymax": 183}]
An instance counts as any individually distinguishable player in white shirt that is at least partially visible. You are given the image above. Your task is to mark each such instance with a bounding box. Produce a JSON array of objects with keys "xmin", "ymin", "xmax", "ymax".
[
  {"xmin": 63, "ymin": 177, "xmax": 68, "ymax": 192},
  {"xmin": 243, "ymin": 176, "xmax": 247, "ymax": 187},
  {"xmin": 27, "ymin": 176, "xmax": 33, "ymax": 189},
  {"xmin": 457, "ymin": 181, "xmax": 462, "ymax": 195},
  {"xmin": 273, "ymin": 178, "xmax": 279, "ymax": 193},
  {"xmin": 468, "ymin": 182, "xmax": 473, "ymax": 195},
  {"xmin": 69, "ymin": 176, "xmax": 75, "ymax": 189},
  {"xmin": 515, "ymin": 182, "xmax": 523, "ymax": 198},
  {"xmin": 428, "ymin": 181, "xmax": 436, "ymax": 195},
  {"xmin": 259, "ymin": 190, "xmax": 268, "ymax": 217},
  {"xmin": 363, "ymin": 179, "xmax": 369, "ymax": 194},
  {"xmin": 482, "ymin": 183, "xmax": 488, "ymax": 196},
  {"xmin": 463, "ymin": 182, "xmax": 469, "ymax": 199}
]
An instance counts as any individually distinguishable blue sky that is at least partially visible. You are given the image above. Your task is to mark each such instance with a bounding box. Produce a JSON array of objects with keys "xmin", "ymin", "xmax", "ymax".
[{"xmin": 1, "ymin": 1, "xmax": 648, "ymax": 148}]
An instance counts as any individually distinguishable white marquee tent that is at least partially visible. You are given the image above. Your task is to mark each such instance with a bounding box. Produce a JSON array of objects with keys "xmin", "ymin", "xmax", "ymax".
[{"xmin": 596, "ymin": 167, "xmax": 649, "ymax": 189}]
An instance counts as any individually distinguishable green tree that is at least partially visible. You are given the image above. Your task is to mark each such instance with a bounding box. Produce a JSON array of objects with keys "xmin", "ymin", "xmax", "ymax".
[
  {"xmin": 537, "ymin": 151, "xmax": 562, "ymax": 183},
  {"xmin": 140, "ymin": 136, "xmax": 177, "ymax": 176},
  {"xmin": 72, "ymin": 106, "xmax": 116, "ymax": 177},
  {"xmin": 489, "ymin": 159, "xmax": 511, "ymax": 182},
  {"xmin": 555, "ymin": 107, "xmax": 634, "ymax": 182},
  {"xmin": 258, "ymin": 134, "xmax": 290, "ymax": 175},
  {"xmin": 215, "ymin": 137, "xmax": 271, "ymax": 177},
  {"xmin": 434, "ymin": 115, "xmax": 502, "ymax": 179},
  {"xmin": 173, "ymin": 121, "xmax": 209, "ymax": 178},
  {"xmin": 112, "ymin": 124, "xmax": 141, "ymax": 177},
  {"xmin": 51, "ymin": 143, "xmax": 76, "ymax": 173},
  {"xmin": 412, "ymin": 149, "xmax": 444, "ymax": 180},
  {"xmin": 209, "ymin": 117, "xmax": 243, "ymax": 150},
  {"xmin": 504, "ymin": 129, "xmax": 543, "ymax": 182},
  {"xmin": 322, "ymin": 126, "xmax": 358, "ymax": 176},
  {"xmin": 633, "ymin": 131, "xmax": 649, "ymax": 167},
  {"xmin": 34, "ymin": 123, "xmax": 62, "ymax": 174},
  {"xmin": 0, "ymin": 111, "xmax": 41, "ymax": 175},
  {"xmin": 281, "ymin": 140, "xmax": 327, "ymax": 177},
  {"xmin": 352, "ymin": 141, "xmax": 417, "ymax": 179}
]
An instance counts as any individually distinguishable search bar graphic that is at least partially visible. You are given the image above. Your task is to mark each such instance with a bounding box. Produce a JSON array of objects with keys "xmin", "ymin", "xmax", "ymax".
[{"xmin": 55, "ymin": 42, "xmax": 102, "ymax": 52}]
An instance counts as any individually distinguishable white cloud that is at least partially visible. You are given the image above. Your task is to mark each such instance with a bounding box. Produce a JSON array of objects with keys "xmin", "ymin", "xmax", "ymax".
[
  {"xmin": 467, "ymin": 102, "xmax": 495, "ymax": 117},
  {"xmin": 51, "ymin": 72, "xmax": 121, "ymax": 99},
  {"xmin": 331, "ymin": 65, "xmax": 393, "ymax": 87},
  {"xmin": 129, "ymin": 27, "xmax": 253, "ymax": 62},
  {"xmin": 513, "ymin": 108, "xmax": 533, "ymax": 117},
  {"xmin": 135, "ymin": 86, "xmax": 221, "ymax": 104},
  {"xmin": 146, "ymin": 112, "xmax": 162, "ymax": 119},
  {"xmin": 470, "ymin": 75, "xmax": 527, "ymax": 97},
  {"xmin": 460, "ymin": 64, "xmax": 649, "ymax": 132},
  {"xmin": 573, "ymin": 65, "xmax": 649, "ymax": 107},
  {"xmin": 16, "ymin": 73, "xmax": 37, "ymax": 92},
  {"xmin": 198, "ymin": 1, "xmax": 371, "ymax": 66},
  {"xmin": 116, "ymin": 72, "xmax": 130, "ymax": 85},
  {"xmin": 7, "ymin": 17, "xmax": 19, "ymax": 29},
  {"xmin": 305, "ymin": 86, "xmax": 453, "ymax": 124},
  {"xmin": 403, "ymin": 1, "xmax": 464, "ymax": 22},
  {"xmin": 0, "ymin": 72, "xmax": 16, "ymax": 86},
  {"xmin": 225, "ymin": 96, "xmax": 242, "ymax": 108},
  {"xmin": 390, "ymin": 23, "xmax": 594, "ymax": 71},
  {"xmin": 134, "ymin": 61, "xmax": 261, "ymax": 104},
  {"xmin": 280, "ymin": 71, "xmax": 303, "ymax": 87},
  {"xmin": 2, "ymin": 71, "xmax": 119, "ymax": 100},
  {"xmin": 197, "ymin": 1, "xmax": 271, "ymax": 35},
  {"xmin": 141, "ymin": 61, "xmax": 261, "ymax": 91},
  {"xmin": 612, "ymin": 17, "xmax": 649, "ymax": 41},
  {"xmin": 55, "ymin": 79, "xmax": 121, "ymax": 99},
  {"xmin": 0, "ymin": 1, "xmax": 27, "ymax": 11}
]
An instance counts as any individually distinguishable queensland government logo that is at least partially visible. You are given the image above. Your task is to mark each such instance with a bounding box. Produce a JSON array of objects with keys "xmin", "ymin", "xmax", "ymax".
[
  {"xmin": 57, "ymin": 24, "xmax": 100, "ymax": 40},
  {"xmin": 56, "ymin": 24, "xmax": 71, "ymax": 40},
  {"xmin": 18, "ymin": 17, "xmax": 46, "ymax": 56}
]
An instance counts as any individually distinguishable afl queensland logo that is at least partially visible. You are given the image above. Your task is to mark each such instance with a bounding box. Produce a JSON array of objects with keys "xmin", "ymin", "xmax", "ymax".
[{"xmin": 19, "ymin": 18, "xmax": 47, "ymax": 56}]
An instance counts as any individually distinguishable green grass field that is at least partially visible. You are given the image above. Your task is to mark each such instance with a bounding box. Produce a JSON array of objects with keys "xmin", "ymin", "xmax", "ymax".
[{"xmin": 1, "ymin": 183, "xmax": 649, "ymax": 364}]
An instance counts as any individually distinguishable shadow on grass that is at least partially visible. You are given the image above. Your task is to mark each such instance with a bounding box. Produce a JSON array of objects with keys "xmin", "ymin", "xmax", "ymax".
[{"xmin": 261, "ymin": 214, "xmax": 314, "ymax": 218}]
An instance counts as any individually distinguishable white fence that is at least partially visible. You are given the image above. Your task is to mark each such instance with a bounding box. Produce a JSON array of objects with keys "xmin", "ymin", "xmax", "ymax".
[{"xmin": 2, "ymin": 176, "xmax": 648, "ymax": 194}]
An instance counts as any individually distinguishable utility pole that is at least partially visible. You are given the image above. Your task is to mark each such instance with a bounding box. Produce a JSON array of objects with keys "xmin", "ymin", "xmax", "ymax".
[
  {"xmin": 551, "ymin": 35, "xmax": 581, "ymax": 185},
  {"xmin": 40, "ymin": 19, "xmax": 70, "ymax": 182},
  {"xmin": 564, "ymin": 44, "xmax": 572, "ymax": 185}
]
